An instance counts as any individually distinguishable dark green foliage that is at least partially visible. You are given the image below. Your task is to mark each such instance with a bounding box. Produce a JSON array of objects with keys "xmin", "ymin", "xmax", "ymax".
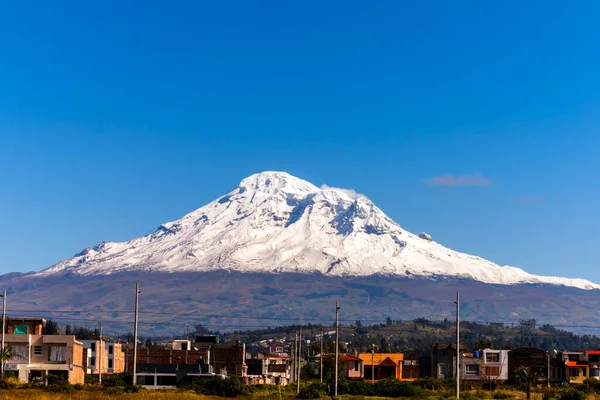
[
  {"xmin": 375, "ymin": 379, "xmax": 421, "ymax": 397},
  {"xmin": 321, "ymin": 355, "xmax": 344, "ymax": 384},
  {"xmin": 336, "ymin": 379, "xmax": 420, "ymax": 397},
  {"xmin": 194, "ymin": 323, "xmax": 212, "ymax": 335},
  {"xmin": 493, "ymin": 391, "xmax": 513, "ymax": 399},
  {"xmin": 43, "ymin": 320, "xmax": 60, "ymax": 335},
  {"xmin": 45, "ymin": 375, "xmax": 76, "ymax": 393},
  {"xmin": 301, "ymin": 362, "xmax": 316, "ymax": 380},
  {"xmin": 558, "ymin": 387, "xmax": 588, "ymax": 400},
  {"xmin": 412, "ymin": 377, "xmax": 454, "ymax": 390},
  {"xmin": 102, "ymin": 372, "xmax": 132, "ymax": 387},
  {"xmin": 297, "ymin": 382, "xmax": 327, "ymax": 399},
  {"xmin": 0, "ymin": 379, "xmax": 17, "ymax": 389},
  {"xmin": 188, "ymin": 375, "xmax": 248, "ymax": 397}
]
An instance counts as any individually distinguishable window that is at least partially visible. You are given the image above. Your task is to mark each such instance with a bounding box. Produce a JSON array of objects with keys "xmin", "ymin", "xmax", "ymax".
[
  {"xmin": 485, "ymin": 353, "xmax": 499, "ymax": 362},
  {"xmin": 34, "ymin": 346, "xmax": 42, "ymax": 355},
  {"xmin": 355, "ymin": 361, "xmax": 359, "ymax": 371},
  {"xmin": 90, "ymin": 343, "xmax": 96, "ymax": 352},
  {"xmin": 108, "ymin": 345, "xmax": 113, "ymax": 355},
  {"xmin": 441, "ymin": 349, "xmax": 449, "ymax": 357},
  {"xmin": 156, "ymin": 375, "xmax": 177, "ymax": 386},
  {"xmin": 583, "ymin": 368, "xmax": 587, "ymax": 377},
  {"xmin": 137, "ymin": 375, "xmax": 155, "ymax": 386},
  {"xmin": 465, "ymin": 364, "xmax": 479, "ymax": 375},
  {"xmin": 589, "ymin": 355, "xmax": 600, "ymax": 363},
  {"xmin": 13, "ymin": 324, "xmax": 28, "ymax": 334},
  {"xmin": 484, "ymin": 366, "xmax": 500, "ymax": 377},
  {"xmin": 49, "ymin": 345, "xmax": 67, "ymax": 363},
  {"xmin": 570, "ymin": 368, "xmax": 579, "ymax": 377},
  {"xmin": 10, "ymin": 344, "xmax": 28, "ymax": 360},
  {"xmin": 108, "ymin": 359, "xmax": 113, "ymax": 369},
  {"xmin": 90, "ymin": 357, "xmax": 96, "ymax": 366}
]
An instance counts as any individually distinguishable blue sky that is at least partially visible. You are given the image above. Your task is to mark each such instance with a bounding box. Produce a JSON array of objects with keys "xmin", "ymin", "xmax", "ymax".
[{"xmin": 1, "ymin": 1, "xmax": 599, "ymax": 282}]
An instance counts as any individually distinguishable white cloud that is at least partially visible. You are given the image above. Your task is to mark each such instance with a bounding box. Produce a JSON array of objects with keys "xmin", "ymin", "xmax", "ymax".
[{"xmin": 320, "ymin": 184, "xmax": 364, "ymax": 200}]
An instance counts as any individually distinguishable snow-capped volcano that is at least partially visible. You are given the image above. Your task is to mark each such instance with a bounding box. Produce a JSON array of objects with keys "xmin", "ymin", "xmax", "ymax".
[{"xmin": 38, "ymin": 172, "xmax": 599, "ymax": 291}]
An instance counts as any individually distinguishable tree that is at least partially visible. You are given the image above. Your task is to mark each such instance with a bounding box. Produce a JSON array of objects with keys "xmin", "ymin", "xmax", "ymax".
[
  {"xmin": 380, "ymin": 337, "xmax": 391, "ymax": 353},
  {"xmin": 0, "ymin": 345, "xmax": 22, "ymax": 380},
  {"xmin": 515, "ymin": 366, "xmax": 544, "ymax": 399},
  {"xmin": 65, "ymin": 324, "xmax": 72, "ymax": 335},
  {"xmin": 300, "ymin": 362, "xmax": 316, "ymax": 380},
  {"xmin": 194, "ymin": 323, "xmax": 211, "ymax": 336},
  {"xmin": 43, "ymin": 320, "xmax": 60, "ymax": 335},
  {"xmin": 386, "ymin": 316, "xmax": 393, "ymax": 326}
]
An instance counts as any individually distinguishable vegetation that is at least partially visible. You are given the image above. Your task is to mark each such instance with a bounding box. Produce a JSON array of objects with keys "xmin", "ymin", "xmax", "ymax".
[{"xmin": 3, "ymin": 377, "xmax": 600, "ymax": 400}]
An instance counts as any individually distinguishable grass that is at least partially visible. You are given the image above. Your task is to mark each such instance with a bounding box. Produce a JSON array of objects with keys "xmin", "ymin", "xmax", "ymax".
[{"xmin": 1, "ymin": 383, "xmax": 600, "ymax": 400}]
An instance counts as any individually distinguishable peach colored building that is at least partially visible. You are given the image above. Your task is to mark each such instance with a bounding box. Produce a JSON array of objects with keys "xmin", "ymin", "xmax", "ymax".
[
  {"xmin": 82, "ymin": 340, "xmax": 125, "ymax": 374},
  {"xmin": 5, "ymin": 318, "xmax": 84, "ymax": 384},
  {"xmin": 343, "ymin": 354, "xmax": 364, "ymax": 379}
]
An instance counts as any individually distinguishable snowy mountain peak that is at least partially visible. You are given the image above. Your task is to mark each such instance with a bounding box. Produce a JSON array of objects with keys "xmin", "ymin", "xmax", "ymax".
[
  {"xmin": 37, "ymin": 172, "xmax": 600, "ymax": 291},
  {"xmin": 238, "ymin": 171, "xmax": 319, "ymax": 196}
]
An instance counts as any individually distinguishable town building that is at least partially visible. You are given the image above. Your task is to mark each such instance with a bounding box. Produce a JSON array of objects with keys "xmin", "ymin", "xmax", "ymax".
[
  {"xmin": 586, "ymin": 350, "xmax": 600, "ymax": 380},
  {"xmin": 4, "ymin": 318, "xmax": 85, "ymax": 384},
  {"xmin": 125, "ymin": 339, "xmax": 248, "ymax": 383},
  {"xmin": 481, "ymin": 349, "xmax": 509, "ymax": 381},
  {"xmin": 136, "ymin": 363, "xmax": 223, "ymax": 389},
  {"xmin": 82, "ymin": 340, "xmax": 125, "ymax": 374},
  {"xmin": 342, "ymin": 354, "xmax": 364, "ymax": 380},
  {"xmin": 246, "ymin": 354, "xmax": 292, "ymax": 385},
  {"xmin": 358, "ymin": 353, "xmax": 404, "ymax": 381}
]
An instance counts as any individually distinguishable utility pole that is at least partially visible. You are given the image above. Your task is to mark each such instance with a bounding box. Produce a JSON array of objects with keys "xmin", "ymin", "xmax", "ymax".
[
  {"xmin": 98, "ymin": 322, "xmax": 103, "ymax": 386},
  {"xmin": 547, "ymin": 351, "xmax": 551, "ymax": 388},
  {"xmin": 132, "ymin": 283, "xmax": 140, "ymax": 386},
  {"xmin": 455, "ymin": 292, "xmax": 460, "ymax": 399},
  {"xmin": 297, "ymin": 326, "xmax": 301, "ymax": 394},
  {"xmin": 372, "ymin": 345, "xmax": 375, "ymax": 384},
  {"xmin": 1, "ymin": 289, "xmax": 6, "ymax": 381},
  {"xmin": 320, "ymin": 328, "xmax": 323, "ymax": 384},
  {"xmin": 334, "ymin": 302, "xmax": 340, "ymax": 397}
]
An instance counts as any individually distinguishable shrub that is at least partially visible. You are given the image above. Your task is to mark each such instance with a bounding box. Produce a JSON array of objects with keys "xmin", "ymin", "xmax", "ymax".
[
  {"xmin": 413, "ymin": 378, "xmax": 453, "ymax": 390},
  {"xmin": 493, "ymin": 391, "xmax": 513, "ymax": 399},
  {"xmin": 558, "ymin": 387, "xmax": 588, "ymax": 400},
  {"xmin": 298, "ymin": 382, "xmax": 327, "ymax": 399},
  {"xmin": 189, "ymin": 375, "xmax": 248, "ymax": 397},
  {"xmin": 374, "ymin": 379, "xmax": 421, "ymax": 397},
  {"xmin": 45, "ymin": 382, "xmax": 76, "ymax": 393},
  {"xmin": 102, "ymin": 372, "xmax": 132, "ymax": 387},
  {"xmin": 338, "ymin": 379, "xmax": 374, "ymax": 396}
]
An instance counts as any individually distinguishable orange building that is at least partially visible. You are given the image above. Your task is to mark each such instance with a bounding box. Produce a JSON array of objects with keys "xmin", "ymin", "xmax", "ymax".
[{"xmin": 358, "ymin": 353, "xmax": 404, "ymax": 381}]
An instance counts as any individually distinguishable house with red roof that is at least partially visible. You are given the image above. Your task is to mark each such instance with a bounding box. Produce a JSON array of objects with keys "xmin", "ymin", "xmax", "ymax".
[{"xmin": 343, "ymin": 354, "xmax": 364, "ymax": 380}]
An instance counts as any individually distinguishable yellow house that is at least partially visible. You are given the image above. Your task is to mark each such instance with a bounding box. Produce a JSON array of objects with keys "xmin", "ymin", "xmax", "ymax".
[
  {"xmin": 566, "ymin": 361, "xmax": 590, "ymax": 384},
  {"xmin": 359, "ymin": 353, "xmax": 404, "ymax": 381}
]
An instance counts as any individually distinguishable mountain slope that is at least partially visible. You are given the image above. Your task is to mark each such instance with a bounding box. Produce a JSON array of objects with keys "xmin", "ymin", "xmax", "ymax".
[{"xmin": 37, "ymin": 171, "xmax": 599, "ymax": 291}]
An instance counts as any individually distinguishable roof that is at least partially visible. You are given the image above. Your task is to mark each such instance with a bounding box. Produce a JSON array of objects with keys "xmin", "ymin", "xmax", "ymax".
[
  {"xmin": 358, "ymin": 353, "xmax": 404, "ymax": 365},
  {"xmin": 343, "ymin": 354, "xmax": 362, "ymax": 362},
  {"xmin": 378, "ymin": 357, "xmax": 400, "ymax": 367},
  {"xmin": 566, "ymin": 361, "xmax": 589, "ymax": 367},
  {"xmin": 264, "ymin": 355, "xmax": 291, "ymax": 359},
  {"xmin": 586, "ymin": 351, "xmax": 600, "ymax": 355},
  {"xmin": 512, "ymin": 348, "xmax": 547, "ymax": 354},
  {"xmin": 8, "ymin": 317, "xmax": 47, "ymax": 324}
]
